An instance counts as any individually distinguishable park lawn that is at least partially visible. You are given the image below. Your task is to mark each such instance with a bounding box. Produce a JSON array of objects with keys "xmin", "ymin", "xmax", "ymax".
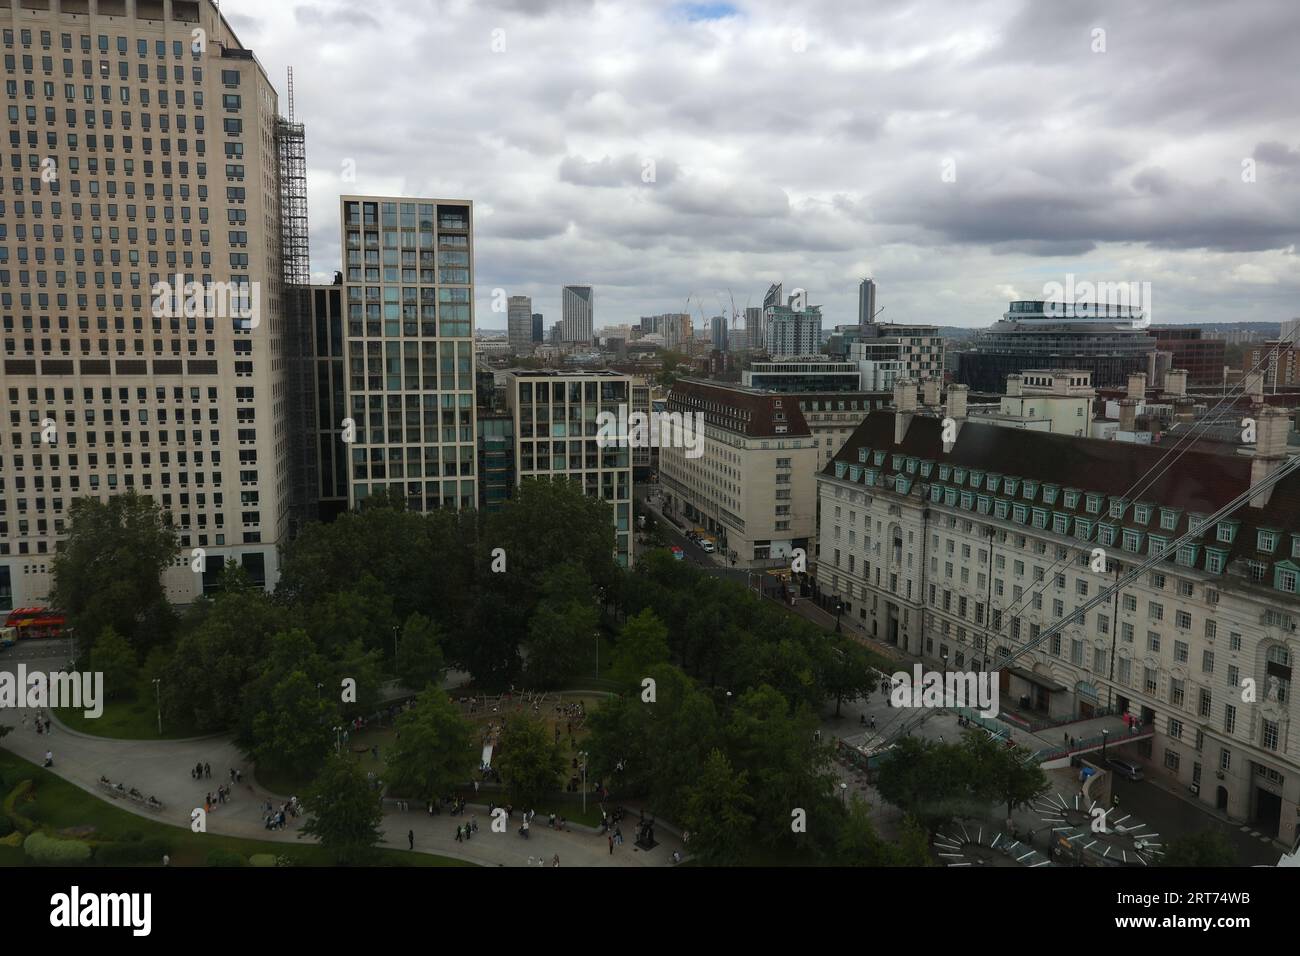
[
  {"xmin": 54, "ymin": 677, "xmax": 206, "ymax": 741},
  {"xmin": 0, "ymin": 751, "xmax": 473, "ymax": 867}
]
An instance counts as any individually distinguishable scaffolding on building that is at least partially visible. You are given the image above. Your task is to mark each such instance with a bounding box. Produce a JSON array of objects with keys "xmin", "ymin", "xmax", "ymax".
[{"xmin": 276, "ymin": 66, "xmax": 319, "ymax": 534}]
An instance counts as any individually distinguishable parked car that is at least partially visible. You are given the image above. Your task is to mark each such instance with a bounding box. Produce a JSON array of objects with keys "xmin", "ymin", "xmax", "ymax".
[
  {"xmin": 699, "ymin": 539, "xmax": 716, "ymax": 554},
  {"xmin": 1106, "ymin": 757, "xmax": 1143, "ymax": 781}
]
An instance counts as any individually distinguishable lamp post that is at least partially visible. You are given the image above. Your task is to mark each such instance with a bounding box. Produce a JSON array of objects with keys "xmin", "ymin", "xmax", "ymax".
[
  {"xmin": 839, "ymin": 782, "xmax": 849, "ymax": 806},
  {"xmin": 392, "ymin": 625, "xmax": 399, "ymax": 664},
  {"xmin": 578, "ymin": 750, "xmax": 589, "ymax": 815},
  {"xmin": 334, "ymin": 725, "xmax": 344, "ymax": 755},
  {"xmin": 1101, "ymin": 728, "xmax": 1109, "ymax": 759},
  {"xmin": 316, "ymin": 681, "xmax": 323, "ymax": 699},
  {"xmin": 152, "ymin": 678, "xmax": 162, "ymax": 735},
  {"xmin": 593, "ymin": 631, "xmax": 600, "ymax": 678},
  {"xmin": 835, "ymin": 601, "xmax": 844, "ymax": 634}
]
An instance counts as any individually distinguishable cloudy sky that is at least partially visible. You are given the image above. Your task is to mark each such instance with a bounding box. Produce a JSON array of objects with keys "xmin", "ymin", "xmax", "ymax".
[{"xmin": 221, "ymin": 0, "xmax": 1300, "ymax": 332}]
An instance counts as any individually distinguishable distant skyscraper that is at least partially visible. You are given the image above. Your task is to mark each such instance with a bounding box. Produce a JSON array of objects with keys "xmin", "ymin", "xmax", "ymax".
[
  {"xmin": 710, "ymin": 315, "xmax": 729, "ymax": 353},
  {"xmin": 859, "ymin": 279, "xmax": 878, "ymax": 328},
  {"xmin": 745, "ymin": 307, "xmax": 764, "ymax": 350},
  {"xmin": 562, "ymin": 286, "xmax": 595, "ymax": 343},
  {"xmin": 532, "ymin": 313, "xmax": 544, "ymax": 343},
  {"xmin": 508, "ymin": 296, "xmax": 533, "ymax": 354}
]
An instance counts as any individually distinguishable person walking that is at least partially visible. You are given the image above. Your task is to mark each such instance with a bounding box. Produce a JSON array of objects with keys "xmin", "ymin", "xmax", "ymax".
[
  {"xmin": 408, "ymin": 829, "xmax": 414, "ymax": 851},
  {"xmin": 608, "ymin": 834, "xmax": 614, "ymax": 855}
]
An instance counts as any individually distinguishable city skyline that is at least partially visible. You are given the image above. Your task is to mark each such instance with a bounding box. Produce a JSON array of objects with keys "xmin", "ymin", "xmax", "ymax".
[{"xmin": 216, "ymin": 0, "xmax": 1299, "ymax": 332}]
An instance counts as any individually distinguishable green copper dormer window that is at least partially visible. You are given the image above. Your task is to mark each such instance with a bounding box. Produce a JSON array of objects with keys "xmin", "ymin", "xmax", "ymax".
[
  {"xmin": 1053, "ymin": 513, "xmax": 1069, "ymax": 535},
  {"xmin": 1013, "ymin": 504, "xmax": 1028, "ymax": 524},
  {"xmin": 1109, "ymin": 497, "xmax": 1128, "ymax": 520},
  {"xmin": 930, "ymin": 484, "xmax": 943, "ymax": 503},
  {"xmin": 977, "ymin": 495, "xmax": 991, "ymax": 515},
  {"xmin": 1275, "ymin": 562, "xmax": 1299, "ymax": 595},
  {"xmin": 1149, "ymin": 534, "xmax": 1170, "ymax": 557},
  {"xmin": 960, "ymin": 491, "xmax": 974, "ymax": 510},
  {"xmin": 1189, "ymin": 513, "xmax": 1207, "ymax": 535},
  {"xmin": 1004, "ymin": 477, "xmax": 1019, "ymax": 496},
  {"xmin": 1075, "ymin": 518, "xmax": 1093, "ymax": 540},
  {"xmin": 1031, "ymin": 507, "xmax": 1049, "ymax": 529},
  {"xmin": 897, "ymin": 476, "xmax": 914, "ymax": 495},
  {"xmin": 873, "ymin": 450, "xmax": 886, "ymax": 467},
  {"xmin": 1216, "ymin": 521, "xmax": 1239, "ymax": 545},
  {"xmin": 835, "ymin": 462, "xmax": 848, "ymax": 480},
  {"xmin": 906, "ymin": 457, "xmax": 918, "ymax": 474},
  {"xmin": 1122, "ymin": 529, "xmax": 1144, "ymax": 553},
  {"xmin": 1206, "ymin": 549, "xmax": 1228, "ymax": 574},
  {"xmin": 891, "ymin": 454, "xmax": 903, "ymax": 472},
  {"xmin": 945, "ymin": 487, "xmax": 958, "ymax": 507},
  {"xmin": 954, "ymin": 467, "xmax": 967, "ymax": 485},
  {"xmin": 995, "ymin": 499, "xmax": 1010, "ymax": 520},
  {"xmin": 987, "ymin": 474, "xmax": 1001, "ymax": 493},
  {"xmin": 1293, "ymin": 534, "xmax": 1300, "ymax": 560},
  {"xmin": 866, "ymin": 468, "xmax": 878, "ymax": 486},
  {"xmin": 1085, "ymin": 493, "xmax": 1103, "ymax": 514},
  {"xmin": 858, "ymin": 447, "xmax": 869, "ymax": 464},
  {"xmin": 1022, "ymin": 480, "xmax": 1039, "ymax": 500},
  {"xmin": 920, "ymin": 461, "xmax": 934, "ymax": 478},
  {"xmin": 1159, "ymin": 508, "xmax": 1181, "ymax": 532},
  {"xmin": 1064, "ymin": 490, "xmax": 1080, "ymax": 510},
  {"xmin": 939, "ymin": 464, "xmax": 952, "ymax": 481},
  {"xmin": 1133, "ymin": 503, "xmax": 1152, "ymax": 525},
  {"xmin": 1098, "ymin": 524, "xmax": 1116, "ymax": 547},
  {"xmin": 1259, "ymin": 530, "xmax": 1279, "ymax": 554},
  {"xmin": 1042, "ymin": 484, "xmax": 1059, "ymax": 506},
  {"xmin": 970, "ymin": 470, "xmax": 985, "ymax": 489},
  {"xmin": 849, "ymin": 465, "xmax": 862, "ymax": 483},
  {"xmin": 1176, "ymin": 544, "xmax": 1199, "ymax": 568}
]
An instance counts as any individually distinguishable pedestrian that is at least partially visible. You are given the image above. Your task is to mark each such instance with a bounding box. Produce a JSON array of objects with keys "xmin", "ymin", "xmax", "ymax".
[
  {"xmin": 870, "ymin": 715, "xmax": 876, "ymax": 730},
  {"xmin": 455, "ymin": 825, "xmax": 463, "ymax": 843},
  {"xmin": 408, "ymin": 830, "xmax": 414, "ymax": 850},
  {"xmin": 204, "ymin": 762, "xmax": 211, "ymax": 779},
  {"xmin": 608, "ymin": 834, "xmax": 614, "ymax": 855}
]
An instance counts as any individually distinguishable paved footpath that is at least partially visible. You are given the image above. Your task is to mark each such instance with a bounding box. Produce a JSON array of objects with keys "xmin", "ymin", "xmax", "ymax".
[{"xmin": 0, "ymin": 697, "xmax": 680, "ymax": 868}]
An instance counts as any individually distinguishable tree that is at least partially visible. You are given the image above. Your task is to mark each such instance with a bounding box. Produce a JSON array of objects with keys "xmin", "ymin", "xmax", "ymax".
[
  {"xmin": 818, "ymin": 637, "xmax": 876, "ymax": 718},
  {"xmin": 965, "ymin": 734, "xmax": 1050, "ymax": 820},
  {"xmin": 385, "ymin": 689, "xmax": 477, "ymax": 802},
  {"xmin": 680, "ymin": 749, "xmax": 753, "ymax": 865},
  {"xmin": 874, "ymin": 736, "xmax": 981, "ymax": 833},
  {"xmin": 250, "ymin": 670, "xmax": 338, "ymax": 780},
  {"xmin": 494, "ymin": 713, "xmax": 564, "ymax": 807},
  {"xmin": 395, "ymin": 613, "xmax": 446, "ymax": 691},
  {"xmin": 1160, "ymin": 830, "xmax": 1237, "ymax": 867},
  {"xmin": 88, "ymin": 627, "xmax": 139, "ymax": 700},
  {"xmin": 301, "ymin": 755, "xmax": 385, "ymax": 864},
  {"xmin": 610, "ymin": 610, "xmax": 670, "ymax": 690},
  {"xmin": 50, "ymin": 492, "xmax": 179, "ymax": 656},
  {"xmin": 832, "ymin": 796, "xmax": 899, "ymax": 866}
]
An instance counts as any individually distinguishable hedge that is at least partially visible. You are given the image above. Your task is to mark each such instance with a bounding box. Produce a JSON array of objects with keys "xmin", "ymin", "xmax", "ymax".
[{"xmin": 24, "ymin": 831, "xmax": 93, "ymax": 865}]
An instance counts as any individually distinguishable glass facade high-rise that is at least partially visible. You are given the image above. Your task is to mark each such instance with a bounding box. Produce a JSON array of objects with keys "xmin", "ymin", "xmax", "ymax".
[
  {"xmin": 340, "ymin": 197, "xmax": 477, "ymax": 513},
  {"xmin": 507, "ymin": 295, "xmax": 532, "ymax": 354},
  {"xmin": 561, "ymin": 285, "xmax": 593, "ymax": 344}
]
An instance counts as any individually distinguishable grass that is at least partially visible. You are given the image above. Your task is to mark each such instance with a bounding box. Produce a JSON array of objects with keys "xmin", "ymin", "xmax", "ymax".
[
  {"xmin": 54, "ymin": 677, "xmax": 206, "ymax": 741},
  {"xmin": 255, "ymin": 726, "xmax": 396, "ymax": 797},
  {"xmin": 0, "ymin": 751, "xmax": 473, "ymax": 867}
]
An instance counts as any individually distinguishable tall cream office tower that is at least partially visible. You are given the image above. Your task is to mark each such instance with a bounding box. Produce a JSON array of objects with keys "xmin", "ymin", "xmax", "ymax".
[
  {"xmin": 339, "ymin": 197, "xmax": 477, "ymax": 513},
  {"xmin": 0, "ymin": 0, "xmax": 299, "ymax": 611}
]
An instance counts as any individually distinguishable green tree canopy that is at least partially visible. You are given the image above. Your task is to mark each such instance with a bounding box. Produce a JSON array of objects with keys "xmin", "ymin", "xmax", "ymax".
[
  {"xmin": 1160, "ymin": 830, "xmax": 1238, "ymax": 867},
  {"xmin": 385, "ymin": 689, "xmax": 477, "ymax": 802},
  {"xmin": 50, "ymin": 492, "xmax": 180, "ymax": 655},
  {"xmin": 495, "ymin": 712, "xmax": 565, "ymax": 807},
  {"xmin": 301, "ymin": 754, "xmax": 385, "ymax": 865},
  {"xmin": 395, "ymin": 613, "xmax": 447, "ymax": 691},
  {"xmin": 89, "ymin": 626, "xmax": 139, "ymax": 700},
  {"xmin": 680, "ymin": 749, "xmax": 753, "ymax": 866}
]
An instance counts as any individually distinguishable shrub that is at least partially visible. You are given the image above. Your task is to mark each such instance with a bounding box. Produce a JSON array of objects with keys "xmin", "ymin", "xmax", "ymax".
[
  {"xmin": 205, "ymin": 850, "xmax": 246, "ymax": 867},
  {"xmin": 0, "ymin": 814, "xmax": 13, "ymax": 838},
  {"xmin": 96, "ymin": 838, "xmax": 171, "ymax": 865},
  {"xmin": 3, "ymin": 780, "xmax": 37, "ymax": 834},
  {"xmin": 24, "ymin": 831, "xmax": 92, "ymax": 865},
  {"xmin": 249, "ymin": 853, "xmax": 277, "ymax": 867}
]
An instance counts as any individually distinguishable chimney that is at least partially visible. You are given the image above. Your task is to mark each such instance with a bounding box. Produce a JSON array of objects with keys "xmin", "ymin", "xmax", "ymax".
[
  {"xmin": 1250, "ymin": 406, "xmax": 1293, "ymax": 508},
  {"xmin": 894, "ymin": 377, "xmax": 917, "ymax": 444},
  {"xmin": 1164, "ymin": 369, "xmax": 1188, "ymax": 398},
  {"xmin": 1005, "ymin": 374, "xmax": 1024, "ymax": 397},
  {"xmin": 922, "ymin": 377, "xmax": 940, "ymax": 407},
  {"xmin": 1127, "ymin": 372, "xmax": 1147, "ymax": 401},
  {"xmin": 1119, "ymin": 399, "xmax": 1138, "ymax": 433},
  {"xmin": 1244, "ymin": 369, "xmax": 1265, "ymax": 405},
  {"xmin": 947, "ymin": 384, "xmax": 969, "ymax": 421}
]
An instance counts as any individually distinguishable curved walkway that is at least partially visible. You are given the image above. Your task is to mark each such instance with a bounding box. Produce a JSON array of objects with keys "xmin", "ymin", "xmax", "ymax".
[{"xmin": 0, "ymin": 700, "xmax": 681, "ymax": 868}]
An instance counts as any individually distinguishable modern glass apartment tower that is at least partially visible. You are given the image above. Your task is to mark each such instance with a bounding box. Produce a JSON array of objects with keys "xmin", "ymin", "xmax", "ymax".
[{"xmin": 339, "ymin": 197, "xmax": 477, "ymax": 513}]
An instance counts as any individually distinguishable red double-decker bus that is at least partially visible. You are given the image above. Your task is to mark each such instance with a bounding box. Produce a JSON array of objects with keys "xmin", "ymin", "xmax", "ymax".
[{"xmin": 4, "ymin": 608, "xmax": 68, "ymax": 640}]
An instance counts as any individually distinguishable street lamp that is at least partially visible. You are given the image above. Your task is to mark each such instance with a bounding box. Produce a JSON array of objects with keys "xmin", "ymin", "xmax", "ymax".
[
  {"xmin": 835, "ymin": 601, "xmax": 844, "ymax": 634},
  {"xmin": 334, "ymin": 725, "xmax": 344, "ymax": 755},
  {"xmin": 839, "ymin": 782, "xmax": 848, "ymax": 806},
  {"xmin": 1101, "ymin": 728, "xmax": 1109, "ymax": 759},
  {"xmin": 315, "ymin": 681, "xmax": 323, "ymax": 699},
  {"xmin": 392, "ymin": 625, "xmax": 399, "ymax": 663},
  {"xmin": 152, "ymin": 678, "xmax": 162, "ymax": 735},
  {"xmin": 593, "ymin": 631, "xmax": 600, "ymax": 678},
  {"xmin": 578, "ymin": 750, "xmax": 589, "ymax": 815}
]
